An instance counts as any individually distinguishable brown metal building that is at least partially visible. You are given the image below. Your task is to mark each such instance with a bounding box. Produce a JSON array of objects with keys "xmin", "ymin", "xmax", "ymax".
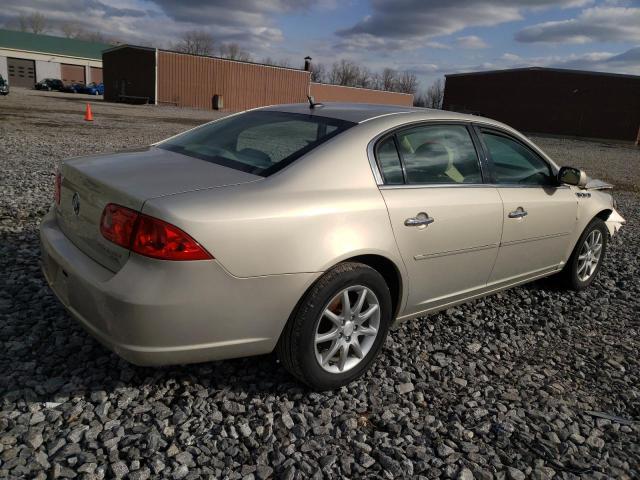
[
  {"xmin": 103, "ymin": 45, "xmax": 414, "ymax": 110},
  {"xmin": 310, "ymin": 82, "xmax": 413, "ymax": 106},
  {"xmin": 443, "ymin": 67, "xmax": 640, "ymax": 142}
]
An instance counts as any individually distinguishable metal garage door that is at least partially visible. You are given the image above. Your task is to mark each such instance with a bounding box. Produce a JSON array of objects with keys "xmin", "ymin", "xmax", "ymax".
[
  {"xmin": 8, "ymin": 58, "xmax": 35, "ymax": 88},
  {"xmin": 61, "ymin": 64, "xmax": 86, "ymax": 84},
  {"xmin": 90, "ymin": 67, "xmax": 103, "ymax": 84}
]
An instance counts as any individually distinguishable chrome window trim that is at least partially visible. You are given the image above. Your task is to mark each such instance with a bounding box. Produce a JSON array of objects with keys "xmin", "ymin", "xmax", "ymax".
[
  {"xmin": 379, "ymin": 183, "xmax": 569, "ymax": 190},
  {"xmin": 366, "ymin": 119, "xmax": 486, "ymax": 187},
  {"xmin": 366, "ymin": 118, "xmax": 562, "ymax": 189},
  {"xmin": 474, "ymin": 125, "xmax": 559, "ymax": 184}
]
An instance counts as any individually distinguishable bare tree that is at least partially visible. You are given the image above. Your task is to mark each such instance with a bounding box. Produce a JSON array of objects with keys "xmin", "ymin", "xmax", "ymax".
[
  {"xmin": 424, "ymin": 77, "xmax": 445, "ymax": 109},
  {"xmin": 219, "ymin": 43, "xmax": 251, "ymax": 61},
  {"xmin": 329, "ymin": 59, "xmax": 361, "ymax": 87},
  {"xmin": 173, "ymin": 30, "xmax": 215, "ymax": 56},
  {"xmin": 61, "ymin": 22, "xmax": 81, "ymax": 38},
  {"xmin": 79, "ymin": 30, "xmax": 114, "ymax": 44},
  {"xmin": 60, "ymin": 24, "xmax": 118, "ymax": 45},
  {"xmin": 396, "ymin": 71, "xmax": 418, "ymax": 94},
  {"xmin": 263, "ymin": 57, "xmax": 294, "ymax": 68},
  {"xmin": 380, "ymin": 68, "xmax": 397, "ymax": 91},
  {"xmin": 356, "ymin": 67, "xmax": 372, "ymax": 89},
  {"xmin": 309, "ymin": 62, "xmax": 326, "ymax": 83},
  {"xmin": 368, "ymin": 72, "xmax": 382, "ymax": 90},
  {"xmin": 19, "ymin": 12, "xmax": 47, "ymax": 34}
]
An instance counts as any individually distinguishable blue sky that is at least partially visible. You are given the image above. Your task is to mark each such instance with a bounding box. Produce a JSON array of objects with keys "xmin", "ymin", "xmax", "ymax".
[{"xmin": 2, "ymin": 0, "xmax": 640, "ymax": 91}]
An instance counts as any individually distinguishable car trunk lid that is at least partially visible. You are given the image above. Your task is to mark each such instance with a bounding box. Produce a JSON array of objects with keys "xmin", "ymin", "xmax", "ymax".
[{"xmin": 56, "ymin": 146, "xmax": 260, "ymax": 272}]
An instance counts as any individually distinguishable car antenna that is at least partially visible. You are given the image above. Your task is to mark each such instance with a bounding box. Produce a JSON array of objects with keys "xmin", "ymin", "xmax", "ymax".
[{"xmin": 307, "ymin": 95, "xmax": 323, "ymax": 109}]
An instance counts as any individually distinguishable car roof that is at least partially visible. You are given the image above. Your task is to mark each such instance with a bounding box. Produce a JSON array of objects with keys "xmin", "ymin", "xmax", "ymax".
[{"xmin": 261, "ymin": 102, "xmax": 485, "ymax": 124}]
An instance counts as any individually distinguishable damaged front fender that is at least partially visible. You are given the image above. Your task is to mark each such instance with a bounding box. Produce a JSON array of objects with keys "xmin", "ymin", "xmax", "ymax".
[{"xmin": 605, "ymin": 209, "xmax": 625, "ymax": 237}]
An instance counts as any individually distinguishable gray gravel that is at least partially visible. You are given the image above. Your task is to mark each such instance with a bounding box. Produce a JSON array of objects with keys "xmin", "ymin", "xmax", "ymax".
[{"xmin": 1, "ymin": 89, "xmax": 639, "ymax": 479}]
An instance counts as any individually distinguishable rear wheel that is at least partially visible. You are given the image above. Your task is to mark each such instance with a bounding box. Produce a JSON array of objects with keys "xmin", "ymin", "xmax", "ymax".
[
  {"xmin": 277, "ymin": 262, "xmax": 392, "ymax": 390},
  {"xmin": 562, "ymin": 218, "xmax": 608, "ymax": 290}
]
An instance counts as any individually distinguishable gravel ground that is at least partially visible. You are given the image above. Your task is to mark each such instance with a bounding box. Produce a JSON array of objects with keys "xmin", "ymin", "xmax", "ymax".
[{"xmin": 1, "ymin": 89, "xmax": 639, "ymax": 479}]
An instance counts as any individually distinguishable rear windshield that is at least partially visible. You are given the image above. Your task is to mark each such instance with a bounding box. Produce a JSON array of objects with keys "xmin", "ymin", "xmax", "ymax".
[{"xmin": 158, "ymin": 111, "xmax": 355, "ymax": 177}]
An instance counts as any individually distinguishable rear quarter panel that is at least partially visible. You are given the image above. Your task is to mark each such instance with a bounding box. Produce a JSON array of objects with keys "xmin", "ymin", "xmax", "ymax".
[{"xmin": 142, "ymin": 126, "xmax": 405, "ymax": 280}]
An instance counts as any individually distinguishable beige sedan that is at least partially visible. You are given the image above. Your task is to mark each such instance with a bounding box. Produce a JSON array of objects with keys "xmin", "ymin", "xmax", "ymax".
[{"xmin": 40, "ymin": 103, "xmax": 624, "ymax": 390}]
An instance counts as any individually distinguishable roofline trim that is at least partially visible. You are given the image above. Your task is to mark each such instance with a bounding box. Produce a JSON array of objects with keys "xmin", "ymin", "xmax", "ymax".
[
  {"xmin": 0, "ymin": 46, "xmax": 102, "ymax": 61},
  {"xmin": 102, "ymin": 44, "xmax": 155, "ymax": 54},
  {"xmin": 103, "ymin": 44, "xmax": 311, "ymax": 74},
  {"xmin": 445, "ymin": 66, "xmax": 640, "ymax": 80}
]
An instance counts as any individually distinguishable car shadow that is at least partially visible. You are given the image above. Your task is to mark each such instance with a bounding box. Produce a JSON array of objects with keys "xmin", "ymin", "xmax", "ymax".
[{"xmin": 0, "ymin": 229, "xmax": 303, "ymax": 405}]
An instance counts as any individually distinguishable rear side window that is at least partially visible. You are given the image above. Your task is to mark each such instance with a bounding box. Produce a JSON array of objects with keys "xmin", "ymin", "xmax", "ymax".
[
  {"xmin": 481, "ymin": 131, "xmax": 552, "ymax": 185},
  {"xmin": 395, "ymin": 125, "xmax": 482, "ymax": 185},
  {"xmin": 376, "ymin": 137, "xmax": 404, "ymax": 184},
  {"xmin": 159, "ymin": 111, "xmax": 355, "ymax": 177}
]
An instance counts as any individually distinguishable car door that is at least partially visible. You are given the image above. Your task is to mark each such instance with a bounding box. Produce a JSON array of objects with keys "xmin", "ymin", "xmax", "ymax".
[
  {"xmin": 375, "ymin": 123, "xmax": 503, "ymax": 316},
  {"xmin": 476, "ymin": 127, "xmax": 578, "ymax": 283}
]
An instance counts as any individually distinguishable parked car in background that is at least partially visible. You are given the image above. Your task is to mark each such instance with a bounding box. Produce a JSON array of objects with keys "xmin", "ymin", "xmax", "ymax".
[
  {"xmin": 61, "ymin": 82, "xmax": 84, "ymax": 94},
  {"xmin": 0, "ymin": 75, "xmax": 8, "ymax": 95},
  {"xmin": 35, "ymin": 78, "xmax": 64, "ymax": 91},
  {"xmin": 40, "ymin": 103, "xmax": 625, "ymax": 390},
  {"xmin": 81, "ymin": 83, "xmax": 104, "ymax": 95}
]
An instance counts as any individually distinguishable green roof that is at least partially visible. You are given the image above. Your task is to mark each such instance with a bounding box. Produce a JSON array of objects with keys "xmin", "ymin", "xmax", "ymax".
[{"xmin": 0, "ymin": 29, "xmax": 110, "ymax": 60}]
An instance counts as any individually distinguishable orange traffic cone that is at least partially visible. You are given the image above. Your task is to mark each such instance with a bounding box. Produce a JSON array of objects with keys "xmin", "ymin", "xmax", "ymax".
[{"xmin": 84, "ymin": 103, "xmax": 94, "ymax": 121}]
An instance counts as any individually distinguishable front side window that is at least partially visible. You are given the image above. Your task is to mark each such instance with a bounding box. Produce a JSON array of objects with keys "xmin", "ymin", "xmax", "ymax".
[
  {"xmin": 481, "ymin": 131, "xmax": 553, "ymax": 186},
  {"xmin": 159, "ymin": 111, "xmax": 355, "ymax": 177},
  {"xmin": 394, "ymin": 125, "xmax": 483, "ymax": 184}
]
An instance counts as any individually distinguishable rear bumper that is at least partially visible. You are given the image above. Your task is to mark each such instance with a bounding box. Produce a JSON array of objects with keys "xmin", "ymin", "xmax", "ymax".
[{"xmin": 40, "ymin": 210, "xmax": 319, "ymax": 366}]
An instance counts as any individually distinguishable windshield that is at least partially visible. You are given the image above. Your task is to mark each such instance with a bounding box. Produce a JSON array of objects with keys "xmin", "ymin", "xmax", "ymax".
[{"xmin": 158, "ymin": 111, "xmax": 355, "ymax": 177}]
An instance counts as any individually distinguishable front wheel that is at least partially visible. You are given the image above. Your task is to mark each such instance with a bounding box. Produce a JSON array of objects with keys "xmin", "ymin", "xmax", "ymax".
[
  {"xmin": 277, "ymin": 262, "xmax": 392, "ymax": 390},
  {"xmin": 562, "ymin": 218, "xmax": 608, "ymax": 290}
]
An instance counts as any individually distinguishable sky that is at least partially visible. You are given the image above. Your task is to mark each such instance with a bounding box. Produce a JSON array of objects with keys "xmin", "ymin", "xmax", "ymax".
[{"xmin": 2, "ymin": 0, "xmax": 640, "ymax": 91}]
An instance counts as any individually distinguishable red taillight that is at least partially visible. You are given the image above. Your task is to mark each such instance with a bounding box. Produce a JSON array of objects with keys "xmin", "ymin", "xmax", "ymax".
[
  {"xmin": 54, "ymin": 172, "xmax": 62, "ymax": 205},
  {"xmin": 99, "ymin": 203, "xmax": 212, "ymax": 261},
  {"xmin": 100, "ymin": 204, "xmax": 138, "ymax": 249},
  {"xmin": 132, "ymin": 214, "xmax": 212, "ymax": 261}
]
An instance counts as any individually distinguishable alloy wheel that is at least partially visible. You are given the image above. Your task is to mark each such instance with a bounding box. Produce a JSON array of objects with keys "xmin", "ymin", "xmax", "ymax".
[
  {"xmin": 577, "ymin": 229, "xmax": 603, "ymax": 282},
  {"xmin": 314, "ymin": 285, "xmax": 381, "ymax": 374}
]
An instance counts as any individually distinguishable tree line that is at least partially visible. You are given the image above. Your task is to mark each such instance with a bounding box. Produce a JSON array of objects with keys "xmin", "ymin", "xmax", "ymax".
[
  {"xmin": 2, "ymin": 19, "xmax": 445, "ymax": 108},
  {"xmin": 171, "ymin": 31, "xmax": 444, "ymax": 108}
]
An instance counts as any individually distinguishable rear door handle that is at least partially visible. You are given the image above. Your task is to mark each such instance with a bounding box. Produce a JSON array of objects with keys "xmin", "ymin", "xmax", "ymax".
[
  {"xmin": 405, "ymin": 212, "xmax": 435, "ymax": 227},
  {"xmin": 508, "ymin": 207, "xmax": 528, "ymax": 218}
]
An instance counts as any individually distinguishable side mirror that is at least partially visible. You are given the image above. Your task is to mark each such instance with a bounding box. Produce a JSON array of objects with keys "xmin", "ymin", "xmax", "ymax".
[{"xmin": 558, "ymin": 166, "xmax": 588, "ymax": 187}]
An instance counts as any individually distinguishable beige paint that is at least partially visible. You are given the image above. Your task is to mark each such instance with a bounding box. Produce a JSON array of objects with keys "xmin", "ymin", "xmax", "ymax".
[
  {"xmin": 380, "ymin": 186, "xmax": 502, "ymax": 313},
  {"xmin": 41, "ymin": 104, "xmax": 624, "ymax": 366}
]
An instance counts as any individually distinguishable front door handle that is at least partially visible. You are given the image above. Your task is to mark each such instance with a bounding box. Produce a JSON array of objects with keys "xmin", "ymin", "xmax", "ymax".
[
  {"xmin": 508, "ymin": 207, "xmax": 528, "ymax": 218},
  {"xmin": 405, "ymin": 212, "xmax": 435, "ymax": 227}
]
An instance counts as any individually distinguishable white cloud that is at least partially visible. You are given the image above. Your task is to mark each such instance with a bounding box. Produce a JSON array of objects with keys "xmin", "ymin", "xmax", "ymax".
[
  {"xmin": 0, "ymin": 0, "xmax": 330, "ymax": 51},
  {"xmin": 515, "ymin": 6, "xmax": 640, "ymax": 43},
  {"xmin": 456, "ymin": 35, "xmax": 489, "ymax": 49},
  {"xmin": 336, "ymin": 0, "xmax": 593, "ymax": 50}
]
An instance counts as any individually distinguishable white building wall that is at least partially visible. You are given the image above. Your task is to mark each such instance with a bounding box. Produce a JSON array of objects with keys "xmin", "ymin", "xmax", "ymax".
[
  {"xmin": 0, "ymin": 56, "xmax": 7, "ymax": 80},
  {"xmin": 35, "ymin": 60, "xmax": 61, "ymax": 82}
]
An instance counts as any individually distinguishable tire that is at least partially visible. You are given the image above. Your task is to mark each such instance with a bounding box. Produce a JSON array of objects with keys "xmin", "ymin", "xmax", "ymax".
[
  {"xmin": 277, "ymin": 262, "xmax": 392, "ymax": 390},
  {"xmin": 561, "ymin": 218, "xmax": 608, "ymax": 290}
]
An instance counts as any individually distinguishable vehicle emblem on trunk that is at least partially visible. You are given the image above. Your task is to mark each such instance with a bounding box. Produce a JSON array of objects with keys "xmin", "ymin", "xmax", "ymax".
[{"xmin": 72, "ymin": 192, "xmax": 81, "ymax": 216}]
